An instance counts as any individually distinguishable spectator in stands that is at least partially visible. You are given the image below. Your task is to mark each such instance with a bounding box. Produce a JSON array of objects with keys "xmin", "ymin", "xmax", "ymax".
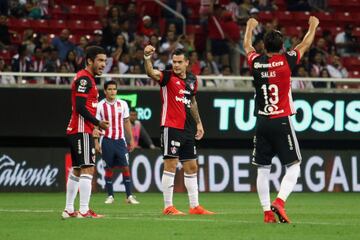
[
  {"xmin": 280, "ymin": 26, "xmax": 292, "ymax": 51},
  {"xmin": 11, "ymin": 44, "xmax": 32, "ymax": 73},
  {"xmin": 256, "ymin": 0, "xmax": 278, "ymax": 11},
  {"xmin": 131, "ymin": 63, "xmax": 151, "ymax": 86},
  {"xmin": 43, "ymin": 47, "xmax": 61, "ymax": 84},
  {"xmin": 309, "ymin": 37, "xmax": 328, "ymax": 61},
  {"xmin": 292, "ymin": 65, "xmax": 313, "ymax": 89},
  {"xmin": 56, "ymin": 64, "xmax": 71, "ymax": 85},
  {"xmin": 200, "ymin": 51, "xmax": 220, "ymax": 75},
  {"xmin": 238, "ymin": 0, "xmax": 254, "ymax": 24},
  {"xmin": 154, "ymin": 51, "xmax": 170, "ymax": 71},
  {"xmin": 31, "ymin": 46, "xmax": 45, "ymax": 73},
  {"xmin": 119, "ymin": 19, "xmax": 134, "ymax": 45},
  {"xmin": 335, "ymin": 24, "xmax": 358, "ymax": 56},
  {"xmin": 89, "ymin": 30, "xmax": 104, "ymax": 48},
  {"xmin": 223, "ymin": 11, "xmax": 241, "ymax": 75},
  {"xmin": 74, "ymin": 36, "xmax": 88, "ymax": 59},
  {"xmin": 107, "ymin": 6, "xmax": 124, "ymax": 25},
  {"xmin": 9, "ymin": 0, "xmax": 26, "ymax": 18},
  {"xmin": 63, "ymin": 50, "xmax": 80, "ymax": 73},
  {"xmin": 0, "ymin": 57, "xmax": 16, "ymax": 84},
  {"xmin": 126, "ymin": 2, "xmax": 139, "ymax": 34},
  {"xmin": 102, "ymin": 21, "xmax": 120, "ymax": 50},
  {"xmin": 0, "ymin": 15, "xmax": 11, "ymax": 50},
  {"xmin": 322, "ymin": 30, "xmax": 336, "ymax": 55},
  {"xmin": 126, "ymin": 108, "xmax": 156, "ymax": 149},
  {"xmin": 22, "ymin": 29, "xmax": 36, "ymax": 54},
  {"xmin": 248, "ymin": 8, "xmax": 265, "ymax": 38},
  {"xmin": 326, "ymin": 55, "xmax": 348, "ymax": 79},
  {"xmin": 188, "ymin": 50, "xmax": 201, "ymax": 75},
  {"xmin": 163, "ymin": 0, "xmax": 188, "ymax": 34},
  {"xmin": 108, "ymin": 34, "xmax": 128, "ymax": 64},
  {"xmin": 310, "ymin": 52, "xmax": 325, "ymax": 76},
  {"xmin": 208, "ymin": 4, "xmax": 229, "ymax": 68},
  {"xmin": 137, "ymin": 15, "xmax": 157, "ymax": 37},
  {"xmin": 318, "ymin": 68, "xmax": 335, "ymax": 88},
  {"xmin": 38, "ymin": 33, "xmax": 52, "ymax": 50},
  {"xmin": 216, "ymin": 65, "xmax": 235, "ymax": 88},
  {"xmin": 109, "ymin": 65, "xmax": 126, "ymax": 86},
  {"xmin": 130, "ymin": 48, "xmax": 146, "ymax": 73},
  {"xmin": 51, "ymin": 29, "xmax": 74, "ymax": 61},
  {"xmin": 159, "ymin": 31, "xmax": 184, "ymax": 54},
  {"xmin": 24, "ymin": 1, "xmax": 42, "ymax": 19},
  {"xmin": 201, "ymin": 65, "xmax": 217, "ymax": 87}
]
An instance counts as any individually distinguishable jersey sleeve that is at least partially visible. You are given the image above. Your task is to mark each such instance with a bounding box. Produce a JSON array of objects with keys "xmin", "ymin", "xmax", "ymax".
[
  {"xmin": 159, "ymin": 70, "xmax": 172, "ymax": 87},
  {"xmin": 247, "ymin": 51, "xmax": 261, "ymax": 70},
  {"xmin": 95, "ymin": 102, "xmax": 102, "ymax": 121},
  {"xmin": 285, "ymin": 49, "xmax": 301, "ymax": 71},
  {"xmin": 122, "ymin": 100, "xmax": 130, "ymax": 119},
  {"xmin": 74, "ymin": 77, "xmax": 92, "ymax": 97}
]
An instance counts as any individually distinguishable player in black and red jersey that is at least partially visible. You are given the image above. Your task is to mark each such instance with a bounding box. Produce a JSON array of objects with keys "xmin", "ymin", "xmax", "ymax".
[
  {"xmin": 62, "ymin": 46, "xmax": 109, "ymax": 219},
  {"xmin": 244, "ymin": 16, "xmax": 319, "ymax": 223},
  {"xmin": 144, "ymin": 46, "xmax": 214, "ymax": 215}
]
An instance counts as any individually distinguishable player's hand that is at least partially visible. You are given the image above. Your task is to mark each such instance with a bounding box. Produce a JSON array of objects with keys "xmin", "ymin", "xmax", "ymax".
[
  {"xmin": 99, "ymin": 120, "xmax": 109, "ymax": 130},
  {"xmin": 95, "ymin": 142, "xmax": 102, "ymax": 154},
  {"xmin": 247, "ymin": 18, "xmax": 259, "ymax": 29},
  {"xmin": 309, "ymin": 16, "xmax": 319, "ymax": 27},
  {"xmin": 128, "ymin": 139, "xmax": 135, "ymax": 152},
  {"xmin": 92, "ymin": 128, "xmax": 104, "ymax": 138},
  {"xmin": 195, "ymin": 123, "xmax": 204, "ymax": 140},
  {"xmin": 144, "ymin": 45, "xmax": 155, "ymax": 57}
]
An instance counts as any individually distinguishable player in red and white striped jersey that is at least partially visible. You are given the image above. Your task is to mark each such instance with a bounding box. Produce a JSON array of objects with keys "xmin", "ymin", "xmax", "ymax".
[
  {"xmin": 63, "ymin": 46, "xmax": 109, "ymax": 219},
  {"xmin": 145, "ymin": 46, "xmax": 214, "ymax": 215},
  {"xmin": 244, "ymin": 16, "xmax": 319, "ymax": 223},
  {"xmin": 94, "ymin": 80, "xmax": 139, "ymax": 205}
]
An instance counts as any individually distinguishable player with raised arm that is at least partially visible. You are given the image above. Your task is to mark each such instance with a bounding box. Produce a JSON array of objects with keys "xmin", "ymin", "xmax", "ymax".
[
  {"xmin": 144, "ymin": 46, "xmax": 214, "ymax": 215},
  {"xmin": 243, "ymin": 16, "xmax": 319, "ymax": 223},
  {"xmin": 63, "ymin": 46, "xmax": 109, "ymax": 219}
]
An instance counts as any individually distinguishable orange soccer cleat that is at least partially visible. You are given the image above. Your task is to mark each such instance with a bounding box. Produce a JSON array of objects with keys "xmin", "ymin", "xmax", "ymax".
[
  {"xmin": 189, "ymin": 205, "xmax": 215, "ymax": 215},
  {"xmin": 271, "ymin": 198, "xmax": 291, "ymax": 223},
  {"xmin": 163, "ymin": 206, "xmax": 186, "ymax": 215},
  {"xmin": 264, "ymin": 210, "xmax": 277, "ymax": 223},
  {"xmin": 77, "ymin": 209, "xmax": 104, "ymax": 218}
]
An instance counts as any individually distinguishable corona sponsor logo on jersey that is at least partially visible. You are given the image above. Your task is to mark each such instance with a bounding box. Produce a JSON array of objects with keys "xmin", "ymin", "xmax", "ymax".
[
  {"xmin": 0, "ymin": 154, "xmax": 59, "ymax": 187},
  {"xmin": 254, "ymin": 61, "xmax": 284, "ymax": 69}
]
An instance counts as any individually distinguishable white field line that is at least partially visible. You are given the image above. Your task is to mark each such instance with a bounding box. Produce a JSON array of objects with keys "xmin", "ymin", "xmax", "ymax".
[{"xmin": 0, "ymin": 209, "xmax": 358, "ymax": 226}]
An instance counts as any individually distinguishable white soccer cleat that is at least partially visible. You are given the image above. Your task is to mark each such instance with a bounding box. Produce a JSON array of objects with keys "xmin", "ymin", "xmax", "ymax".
[
  {"xmin": 61, "ymin": 210, "xmax": 78, "ymax": 219},
  {"xmin": 104, "ymin": 195, "xmax": 114, "ymax": 204},
  {"xmin": 126, "ymin": 195, "xmax": 140, "ymax": 204}
]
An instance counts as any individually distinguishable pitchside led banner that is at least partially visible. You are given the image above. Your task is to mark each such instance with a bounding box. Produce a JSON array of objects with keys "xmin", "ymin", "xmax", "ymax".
[
  {"xmin": 0, "ymin": 148, "xmax": 359, "ymax": 192},
  {"xmin": 0, "ymin": 88, "xmax": 358, "ymax": 140}
]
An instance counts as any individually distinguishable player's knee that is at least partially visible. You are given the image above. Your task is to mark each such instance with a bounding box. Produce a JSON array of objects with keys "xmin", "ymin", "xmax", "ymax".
[
  {"xmin": 183, "ymin": 162, "xmax": 198, "ymax": 174},
  {"xmin": 163, "ymin": 158, "xmax": 178, "ymax": 173},
  {"xmin": 72, "ymin": 168, "xmax": 81, "ymax": 177}
]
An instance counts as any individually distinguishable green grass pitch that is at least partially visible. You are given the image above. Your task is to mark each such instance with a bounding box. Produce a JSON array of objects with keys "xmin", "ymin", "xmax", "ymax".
[{"xmin": 0, "ymin": 192, "xmax": 359, "ymax": 240}]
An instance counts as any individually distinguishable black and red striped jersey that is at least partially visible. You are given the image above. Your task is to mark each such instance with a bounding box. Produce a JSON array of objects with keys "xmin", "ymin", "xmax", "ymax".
[
  {"xmin": 158, "ymin": 70, "xmax": 198, "ymax": 130},
  {"xmin": 66, "ymin": 69, "xmax": 99, "ymax": 134},
  {"xmin": 247, "ymin": 49, "xmax": 301, "ymax": 119}
]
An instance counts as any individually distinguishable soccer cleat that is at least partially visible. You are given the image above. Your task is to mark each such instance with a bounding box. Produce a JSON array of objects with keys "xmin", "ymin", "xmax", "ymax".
[
  {"xmin": 104, "ymin": 195, "xmax": 114, "ymax": 204},
  {"xmin": 264, "ymin": 210, "xmax": 277, "ymax": 223},
  {"xmin": 189, "ymin": 205, "xmax": 215, "ymax": 215},
  {"xmin": 271, "ymin": 198, "xmax": 291, "ymax": 223},
  {"xmin": 126, "ymin": 195, "xmax": 140, "ymax": 204},
  {"xmin": 61, "ymin": 210, "xmax": 78, "ymax": 219},
  {"xmin": 163, "ymin": 206, "xmax": 186, "ymax": 215},
  {"xmin": 77, "ymin": 209, "xmax": 104, "ymax": 218}
]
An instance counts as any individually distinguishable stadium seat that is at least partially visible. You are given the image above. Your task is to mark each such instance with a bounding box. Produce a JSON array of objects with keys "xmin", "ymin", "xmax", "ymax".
[
  {"xmin": 48, "ymin": 19, "xmax": 67, "ymax": 34},
  {"xmin": 30, "ymin": 20, "xmax": 49, "ymax": 33},
  {"xmin": 274, "ymin": 11, "xmax": 293, "ymax": 23},
  {"xmin": 0, "ymin": 49, "xmax": 12, "ymax": 63},
  {"xmin": 313, "ymin": 12, "xmax": 334, "ymax": 28},
  {"xmin": 348, "ymin": 71, "xmax": 359, "ymax": 78},
  {"xmin": 343, "ymin": 57, "xmax": 360, "ymax": 71},
  {"xmin": 137, "ymin": 0, "xmax": 161, "ymax": 19},
  {"xmin": 7, "ymin": 18, "xmax": 31, "ymax": 32},
  {"xmin": 335, "ymin": 12, "xmax": 356, "ymax": 24},
  {"xmin": 258, "ymin": 11, "xmax": 273, "ymax": 22},
  {"xmin": 51, "ymin": 4, "xmax": 68, "ymax": 20},
  {"xmin": 85, "ymin": 20, "xmax": 102, "ymax": 31},
  {"xmin": 353, "ymin": 27, "xmax": 360, "ymax": 37},
  {"xmin": 69, "ymin": 5, "xmax": 80, "ymax": 15},
  {"xmin": 67, "ymin": 20, "xmax": 86, "ymax": 34}
]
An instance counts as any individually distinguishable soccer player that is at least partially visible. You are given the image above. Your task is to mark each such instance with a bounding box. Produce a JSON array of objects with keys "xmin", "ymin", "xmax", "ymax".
[
  {"xmin": 62, "ymin": 46, "xmax": 109, "ymax": 219},
  {"xmin": 243, "ymin": 16, "xmax": 319, "ymax": 223},
  {"xmin": 144, "ymin": 46, "xmax": 214, "ymax": 215},
  {"xmin": 94, "ymin": 80, "xmax": 139, "ymax": 205}
]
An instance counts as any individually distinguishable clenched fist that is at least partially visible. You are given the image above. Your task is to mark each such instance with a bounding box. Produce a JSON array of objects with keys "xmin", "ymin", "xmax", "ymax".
[
  {"xmin": 144, "ymin": 45, "xmax": 155, "ymax": 57},
  {"xmin": 308, "ymin": 16, "xmax": 319, "ymax": 27},
  {"xmin": 246, "ymin": 18, "xmax": 259, "ymax": 29}
]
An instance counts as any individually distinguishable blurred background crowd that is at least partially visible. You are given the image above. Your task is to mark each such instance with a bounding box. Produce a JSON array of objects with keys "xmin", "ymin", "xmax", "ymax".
[{"xmin": 0, "ymin": 0, "xmax": 359, "ymax": 88}]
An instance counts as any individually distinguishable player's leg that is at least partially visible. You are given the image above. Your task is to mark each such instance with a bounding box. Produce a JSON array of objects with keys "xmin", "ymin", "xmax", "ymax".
[
  {"xmin": 114, "ymin": 139, "xmax": 139, "ymax": 204},
  {"xmin": 252, "ymin": 117, "xmax": 277, "ymax": 223},
  {"xmin": 101, "ymin": 138, "xmax": 115, "ymax": 203},
  {"xmin": 181, "ymin": 139, "xmax": 214, "ymax": 215},
  {"xmin": 77, "ymin": 133, "xmax": 103, "ymax": 218},
  {"xmin": 271, "ymin": 116, "xmax": 302, "ymax": 223},
  {"xmin": 161, "ymin": 127, "xmax": 184, "ymax": 215},
  {"xmin": 62, "ymin": 134, "xmax": 81, "ymax": 218}
]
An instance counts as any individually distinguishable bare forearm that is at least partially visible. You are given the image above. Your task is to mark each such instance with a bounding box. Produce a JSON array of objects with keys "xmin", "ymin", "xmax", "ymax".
[
  {"xmin": 301, "ymin": 25, "xmax": 317, "ymax": 48},
  {"xmin": 124, "ymin": 120, "xmax": 134, "ymax": 142},
  {"xmin": 190, "ymin": 97, "xmax": 202, "ymax": 124}
]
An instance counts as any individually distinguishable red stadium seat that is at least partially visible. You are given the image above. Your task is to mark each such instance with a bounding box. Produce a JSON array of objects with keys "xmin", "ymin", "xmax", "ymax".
[
  {"xmin": 348, "ymin": 71, "xmax": 359, "ymax": 78},
  {"xmin": 285, "ymin": 26, "xmax": 303, "ymax": 37},
  {"xmin": 30, "ymin": 19, "xmax": 49, "ymax": 33},
  {"xmin": 137, "ymin": 0, "xmax": 161, "ymax": 19},
  {"xmin": 48, "ymin": 19, "xmax": 67, "ymax": 34},
  {"xmin": 258, "ymin": 11, "xmax": 273, "ymax": 22},
  {"xmin": 0, "ymin": 49, "xmax": 12, "ymax": 62},
  {"xmin": 7, "ymin": 18, "xmax": 31, "ymax": 32},
  {"xmin": 67, "ymin": 20, "xmax": 86, "ymax": 34},
  {"xmin": 274, "ymin": 11, "xmax": 293, "ymax": 23},
  {"xmin": 51, "ymin": 4, "xmax": 67, "ymax": 20},
  {"xmin": 69, "ymin": 5, "xmax": 80, "ymax": 15},
  {"xmin": 313, "ymin": 12, "xmax": 334, "ymax": 28},
  {"xmin": 343, "ymin": 57, "xmax": 360, "ymax": 71},
  {"xmin": 353, "ymin": 27, "xmax": 360, "ymax": 37},
  {"xmin": 335, "ymin": 12, "xmax": 356, "ymax": 24}
]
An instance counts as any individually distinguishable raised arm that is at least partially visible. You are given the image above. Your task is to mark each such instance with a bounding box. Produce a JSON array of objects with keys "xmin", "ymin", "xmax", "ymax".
[
  {"xmin": 243, "ymin": 18, "xmax": 259, "ymax": 54},
  {"xmin": 295, "ymin": 16, "xmax": 320, "ymax": 58},
  {"xmin": 144, "ymin": 45, "xmax": 162, "ymax": 81}
]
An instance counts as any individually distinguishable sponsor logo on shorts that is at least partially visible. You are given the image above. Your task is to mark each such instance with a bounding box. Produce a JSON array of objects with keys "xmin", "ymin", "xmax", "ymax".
[{"xmin": 287, "ymin": 134, "xmax": 294, "ymax": 150}]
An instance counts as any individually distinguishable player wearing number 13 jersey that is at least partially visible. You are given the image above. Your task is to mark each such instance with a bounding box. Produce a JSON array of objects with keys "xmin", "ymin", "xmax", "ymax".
[{"xmin": 244, "ymin": 17, "xmax": 319, "ymax": 223}]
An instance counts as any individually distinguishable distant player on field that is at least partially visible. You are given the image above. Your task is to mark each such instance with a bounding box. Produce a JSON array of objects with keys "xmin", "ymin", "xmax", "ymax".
[
  {"xmin": 243, "ymin": 16, "xmax": 319, "ymax": 223},
  {"xmin": 144, "ymin": 46, "xmax": 214, "ymax": 215},
  {"xmin": 63, "ymin": 46, "xmax": 109, "ymax": 219},
  {"xmin": 94, "ymin": 80, "xmax": 139, "ymax": 205}
]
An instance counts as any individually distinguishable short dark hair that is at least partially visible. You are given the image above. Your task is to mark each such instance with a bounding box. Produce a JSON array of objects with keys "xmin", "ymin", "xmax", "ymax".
[
  {"xmin": 104, "ymin": 80, "xmax": 117, "ymax": 90},
  {"xmin": 264, "ymin": 30, "xmax": 283, "ymax": 53},
  {"xmin": 130, "ymin": 107, "xmax": 137, "ymax": 112},
  {"xmin": 85, "ymin": 46, "xmax": 106, "ymax": 65},
  {"xmin": 172, "ymin": 48, "xmax": 188, "ymax": 60}
]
